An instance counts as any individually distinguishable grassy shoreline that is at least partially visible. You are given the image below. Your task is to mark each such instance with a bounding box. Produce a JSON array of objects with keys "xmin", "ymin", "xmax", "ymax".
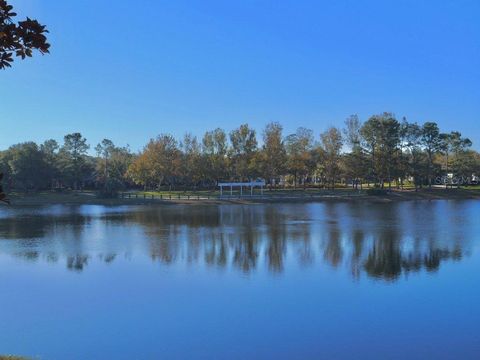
[{"xmin": 5, "ymin": 188, "xmax": 480, "ymax": 206}]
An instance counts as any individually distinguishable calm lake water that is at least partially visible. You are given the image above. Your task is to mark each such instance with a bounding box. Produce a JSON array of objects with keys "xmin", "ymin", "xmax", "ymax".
[{"xmin": 0, "ymin": 201, "xmax": 479, "ymax": 359}]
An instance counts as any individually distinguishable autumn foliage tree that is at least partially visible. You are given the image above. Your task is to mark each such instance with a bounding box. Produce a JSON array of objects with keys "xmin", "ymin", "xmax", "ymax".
[
  {"xmin": 181, "ymin": 133, "xmax": 203, "ymax": 188},
  {"xmin": 229, "ymin": 124, "xmax": 258, "ymax": 181},
  {"xmin": 285, "ymin": 127, "xmax": 315, "ymax": 188},
  {"xmin": 202, "ymin": 128, "xmax": 228, "ymax": 186},
  {"xmin": 128, "ymin": 135, "xmax": 181, "ymax": 190},
  {"xmin": 320, "ymin": 127, "xmax": 343, "ymax": 189},
  {"xmin": 260, "ymin": 122, "xmax": 287, "ymax": 189}
]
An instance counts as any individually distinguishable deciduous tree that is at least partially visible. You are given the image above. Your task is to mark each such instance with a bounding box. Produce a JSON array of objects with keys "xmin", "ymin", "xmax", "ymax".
[
  {"xmin": 229, "ymin": 124, "xmax": 258, "ymax": 181},
  {"xmin": 285, "ymin": 127, "xmax": 314, "ymax": 188},
  {"xmin": 128, "ymin": 134, "xmax": 181, "ymax": 190},
  {"xmin": 260, "ymin": 122, "xmax": 287, "ymax": 189},
  {"xmin": 202, "ymin": 128, "xmax": 228, "ymax": 185},
  {"xmin": 181, "ymin": 133, "xmax": 203, "ymax": 188},
  {"xmin": 320, "ymin": 127, "xmax": 343, "ymax": 189},
  {"xmin": 343, "ymin": 115, "xmax": 366, "ymax": 189}
]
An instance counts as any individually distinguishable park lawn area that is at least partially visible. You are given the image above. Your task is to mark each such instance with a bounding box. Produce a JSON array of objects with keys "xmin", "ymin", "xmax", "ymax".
[
  {"xmin": 129, "ymin": 186, "xmax": 480, "ymax": 201},
  {"xmin": 6, "ymin": 187, "xmax": 480, "ymax": 206},
  {"xmin": 134, "ymin": 186, "xmax": 361, "ymax": 198},
  {"xmin": 138, "ymin": 189, "xmax": 219, "ymax": 197},
  {"xmin": 9, "ymin": 190, "xmax": 95, "ymax": 201},
  {"xmin": 7, "ymin": 188, "xmax": 362, "ymax": 205},
  {"xmin": 7, "ymin": 190, "xmax": 118, "ymax": 206}
]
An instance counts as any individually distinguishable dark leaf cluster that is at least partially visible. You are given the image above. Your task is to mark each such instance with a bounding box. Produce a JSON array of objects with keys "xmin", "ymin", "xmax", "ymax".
[{"xmin": 0, "ymin": 0, "xmax": 49, "ymax": 69}]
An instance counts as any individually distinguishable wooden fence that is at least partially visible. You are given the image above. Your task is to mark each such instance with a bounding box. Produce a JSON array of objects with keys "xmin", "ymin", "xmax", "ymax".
[{"xmin": 119, "ymin": 192, "xmax": 360, "ymax": 201}]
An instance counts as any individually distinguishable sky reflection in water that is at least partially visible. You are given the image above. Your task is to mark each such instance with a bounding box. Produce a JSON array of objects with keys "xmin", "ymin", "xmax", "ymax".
[
  {"xmin": 0, "ymin": 202, "xmax": 474, "ymax": 280},
  {"xmin": 0, "ymin": 201, "xmax": 479, "ymax": 359}
]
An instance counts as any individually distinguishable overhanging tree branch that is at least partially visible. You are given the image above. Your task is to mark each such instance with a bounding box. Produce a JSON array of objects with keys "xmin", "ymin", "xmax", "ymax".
[{"xmin": 0, "ymin": 0, "xmax": 50, "ymax": 69}]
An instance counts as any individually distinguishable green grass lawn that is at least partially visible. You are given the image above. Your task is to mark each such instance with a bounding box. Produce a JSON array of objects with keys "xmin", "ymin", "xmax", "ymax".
[
  {"xmin": 132, "ymin": 186, "xmax": 361, "ymax": 198},
  {"xmin": 7, "ymin": 186, "xmax": 480, "ymax": 206},
  {"xmin": 7, "ymin": 188, "xmax": 362, "ymax": 205}
]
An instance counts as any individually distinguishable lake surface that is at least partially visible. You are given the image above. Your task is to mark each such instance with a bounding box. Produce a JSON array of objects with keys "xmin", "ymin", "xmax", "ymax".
[{"xmin": 0, "ymin": 201, "xmax": 479, "ymax": 359}]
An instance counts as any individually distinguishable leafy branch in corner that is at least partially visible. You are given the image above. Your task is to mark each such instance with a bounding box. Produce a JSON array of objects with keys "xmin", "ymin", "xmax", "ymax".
[{"xmin": 0, "ymin": 0, "xmax": 50, "ymax": 69}]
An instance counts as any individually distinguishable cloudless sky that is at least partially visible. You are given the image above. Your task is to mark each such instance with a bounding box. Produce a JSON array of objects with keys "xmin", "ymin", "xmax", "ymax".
[{"xmin": 1, "ymin": 0, "xmax": 479, "ymax": 152}]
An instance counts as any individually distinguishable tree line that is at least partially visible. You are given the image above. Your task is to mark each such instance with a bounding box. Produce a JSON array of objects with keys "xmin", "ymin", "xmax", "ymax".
[{"xmin": 1, "ymin": 113, "xmax": 479, "ymax": 195}]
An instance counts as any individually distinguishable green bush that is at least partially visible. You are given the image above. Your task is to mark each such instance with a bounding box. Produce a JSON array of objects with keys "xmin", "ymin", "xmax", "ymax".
[
  {"xmin": 366, "ymin": 188, "xmax": 388, "ymax": 196},
  {"xmin": 96, "ymin": 178, "xmax": 124, "ymax": 198}
]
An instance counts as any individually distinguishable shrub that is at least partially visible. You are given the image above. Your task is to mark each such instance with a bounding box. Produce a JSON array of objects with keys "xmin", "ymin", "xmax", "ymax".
[{"xmin": 366, "ymin": 188, "xmax": 388, "ymax": 196}]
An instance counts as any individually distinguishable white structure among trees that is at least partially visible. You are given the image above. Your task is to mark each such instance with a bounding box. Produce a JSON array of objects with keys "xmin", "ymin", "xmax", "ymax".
[{"xmin": 218, "ymin": 180, "xmax": 265, "ymax": 196}]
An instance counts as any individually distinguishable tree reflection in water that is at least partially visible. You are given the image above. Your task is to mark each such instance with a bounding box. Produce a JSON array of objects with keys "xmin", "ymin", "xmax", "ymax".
[{"xmin": 0, "ymin": 201, "xmax": 475, "ymax": 280}]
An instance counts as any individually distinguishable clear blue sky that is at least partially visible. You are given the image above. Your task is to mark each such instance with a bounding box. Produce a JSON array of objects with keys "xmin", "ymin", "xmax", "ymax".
[{"xmin": 1, "ymin": 0, "xmax": 479, "ymax": 152}]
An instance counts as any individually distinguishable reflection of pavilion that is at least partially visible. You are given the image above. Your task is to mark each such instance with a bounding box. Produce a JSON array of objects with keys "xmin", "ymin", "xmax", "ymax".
[{"xmin": 218, "ymin": 180, "xmax": 265, "ymax": 196}]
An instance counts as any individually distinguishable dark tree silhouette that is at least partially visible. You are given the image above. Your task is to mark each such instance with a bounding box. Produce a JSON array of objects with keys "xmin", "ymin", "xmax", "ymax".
[
  {"xmin": 0, "ymin": 173, "xmax": 9, "ymax": 204},
  {"xmin": 0, "ymin": 0, "xmax": 50, "ymax": 69}
]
